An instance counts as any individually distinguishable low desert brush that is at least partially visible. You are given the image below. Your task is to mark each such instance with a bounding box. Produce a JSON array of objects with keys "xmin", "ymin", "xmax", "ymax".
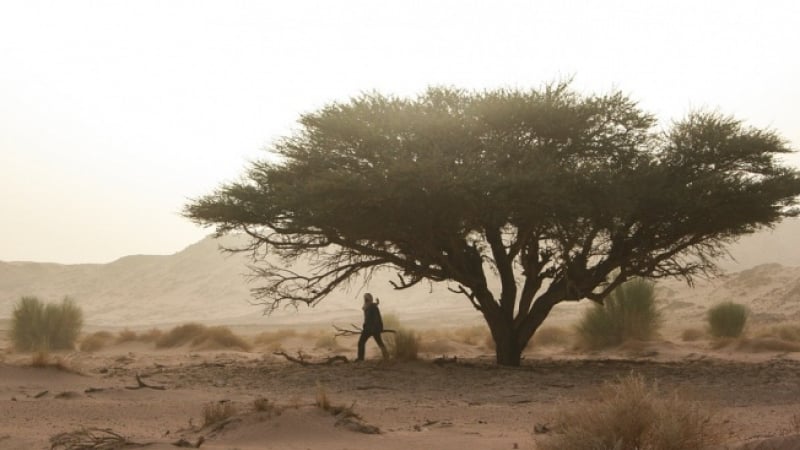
[
  {"xmin": 202, "ymin": 401, "xmax": 237, "ymax": 427},
  {"xmin": 576, "ymin": 278, "xmax": 661, "ymax": 349},
  {"xmin": 115, "ymin": 328, "xmax": 138, "ymax": 343},
  {"xmin": 10, "ymin": 296, "xmax": 83, "ymax": 352},
  {"xmin": 155, "ymin": 323, "xmax": 207, "ymax": 348},
  {"xmin": 539, "ymin": 373, "xmax": 716, "ymax": 450},
  {"xmin": 382, "ymin": 314, "xmax": 420, "ymax": 360},
  {"xmin": 191, "ymin": 326, "xmax": 252, "ymax": 351},
  {"xmin": 253, "ymin": 397, "xmax": 283, "ymax": 417},
  {"xmin": 531, "ymin": 326, "xmax": 573, "ymax": 348},
  {"xmin": 79, "ymin": 331, "xmax": 114, "ymax": 352},
  {"xmin": 707, "ymin": 302, "xmax": 747, "ymax": 338},
  {"xmin": 681, "ymin": 327, "xmax": 706, "ymax": 342}
]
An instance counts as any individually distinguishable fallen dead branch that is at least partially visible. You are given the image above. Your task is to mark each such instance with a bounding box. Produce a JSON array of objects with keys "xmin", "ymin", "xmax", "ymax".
[
  {"xmin": 125, "ymin": 374, "xmax": 166, "ymax": 390},
  {"xmin": 273, "ymin": 351, "xmax": 349, "ymax": 366},
  {"xmin": 49, "ymin": 427, "xmax": 145, "ymax": 450},
  {"xmin": 333, "ymin": 324, "xmax": 396, "ymax": 337}
]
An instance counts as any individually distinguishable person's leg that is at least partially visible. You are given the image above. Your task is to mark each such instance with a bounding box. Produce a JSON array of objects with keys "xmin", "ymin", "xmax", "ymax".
[
  {"xmin": 373, "ymin": 332, "xmax": 389, "ymax": 359},
  {"xmin": 357, "ymin": 332, "xmax": 369, "ymax": 361}
]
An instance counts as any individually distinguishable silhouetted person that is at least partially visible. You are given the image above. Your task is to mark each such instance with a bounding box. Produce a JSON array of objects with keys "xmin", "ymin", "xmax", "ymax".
[{"xmin": 356, "ymin": 293, "xmax": 388, "ymax": 361}]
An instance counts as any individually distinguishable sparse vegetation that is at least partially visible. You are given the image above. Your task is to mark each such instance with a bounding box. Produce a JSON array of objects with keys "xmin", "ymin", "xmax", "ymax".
[
  {"xmin": 155, "ymin": 323, "xmax": 250, "ymax": 350},
  {"xmin": 538, "ymin": 373, "xmax": 716, "ymax": 450},
  {"xmin": 29, "ymin": 351, "xmax": 77, "ymax": 373},
  {"xmin": 531, "ymin": 326, "xmax": 573, "ymax": 348},
  {"xmin": 576, "ymin": 279, "xmax": 661, "ymax": 349},
  {"xmin": 314, "ymin": 334, "xmax": 343, "ymax": 351},
  {"xmin": 681, "ymin": 328, "xmax": 706, "ymax": 342},
  {"xmin": 707, "ymin": 302, "xmax": 748, "ymax": 338},
  {"xmin": 253, "ymin": 397, "xmax": 282, "ymax": 417},
  {"xmin": 115, "ymin": 328, "xmax": 138, "ymax": 343},
  {"xmin": 382, "ymin": 314, "xmax": 420, "ymax": 360},
  {"xmin": 10, "ymin": 296, "xmax": 83, "ymax": 352},
  {"xmin": 202, "ymin": 401, "xmax": 237, "ymax": 427},
  {"xmin": 50, "ymin": 427, "xmax": 140, "ymax": 450},
  {"xmin": 79, "ymin": 331, "xmax": 114, "ymax": 352}
]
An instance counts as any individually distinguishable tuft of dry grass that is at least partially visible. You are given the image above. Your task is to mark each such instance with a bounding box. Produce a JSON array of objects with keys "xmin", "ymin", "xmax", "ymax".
[
  {"xmin": 754, "ymin": 322, "xmax": 800, "ymax": 342},
  {"xmin": 202, "ymin": 401, "xmax": 237, "ymax": 427},
  {"xmin": 253, "ymin": 397, "xmax": 283, "ymax": 417},
  {"xmin": 253, "ymin": 329, "xmax": 298, "ymax": 346},
  {"xmin": 155, "ymin": 323, "xmax": 207, "ymax": 348},
  {"xmin": 50, "ymin": 427, "xmax": 139, "ymax": 450},
  {"xmin": 314, "ymin": 334, "xmax": 344, "ymax": 351},
  {"xmin": 154, "ymin": 323, "xmax": 250, "ymax": 351},
  {"xmin": 681, "ymin": 328, "xmax": 707, "ymax": 342},
  {"xmin": 79, "ymin": 331, "xmax": 114, "ymax": 352},
  {"xmin": 138, "ymin": 328, "xmax": 163, "ymax": 343},
  {"xmin": 538, "ymin": 373, "xmax": 716, "ymax": 450},
  {"xmin": 451, "ymin": 326, "xmax": 492, "ymax": 347},
  {"xmin": 28, "ymin": 351, "xmax": 79, "ymax": 373},
  {"xmin": 191, "ymin": 326, "xmax": 252, "ymax": 351},
  {"xmin": 531, "ymin": 326, "xmax": 573, "ymax": 348},
  {"xmin": 115, "ymin": 328, "xmax": 138, "ymax": 343},
  {"xmin": 11, "ymin": 296, "xmax": 83, "ymax": 352},
  {"xmin": 382, "ymin": 314, "xmax": 420, "ymax": 360}
]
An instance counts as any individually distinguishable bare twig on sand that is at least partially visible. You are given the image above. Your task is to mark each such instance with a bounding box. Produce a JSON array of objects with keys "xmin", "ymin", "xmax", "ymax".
[
  {"xmin": 333, "ymin": 324, "xmax": 396, "ymax": 337},
  {"xmin": 124, "ymin": 374, "xmax": 166, "ymax": 390},
  {"xmin": 273, "ymin": 351, "xmax": 349, "ymax": 366},
  {"xmin": 49, "ymin": 427, "xmax": 145, "ymax": 450}
]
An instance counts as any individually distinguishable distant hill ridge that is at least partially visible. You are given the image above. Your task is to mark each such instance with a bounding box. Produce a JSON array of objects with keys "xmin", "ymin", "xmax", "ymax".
[{"xmin": 1, "ymin": 219, "xmax": 798, "ymax": 327}]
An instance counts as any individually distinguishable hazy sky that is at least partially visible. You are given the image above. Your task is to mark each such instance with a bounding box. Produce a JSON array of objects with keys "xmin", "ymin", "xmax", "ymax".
[{"xmin": 2, "ymin": 0, "xmax": 799, "ymax": 264}]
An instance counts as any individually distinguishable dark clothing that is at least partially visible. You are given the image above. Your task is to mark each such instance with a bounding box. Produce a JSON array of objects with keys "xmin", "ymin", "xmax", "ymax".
[
  {"xmin": 357, "ymin": 331, "xmax": 387, "ymax": 361},
  {"xmin": 357, "ymin": 303, "xmax": 387, "ymax": 360},
  {"xmin": 362, "ymin": 303, "xmax": 384, "ymax": 334}
]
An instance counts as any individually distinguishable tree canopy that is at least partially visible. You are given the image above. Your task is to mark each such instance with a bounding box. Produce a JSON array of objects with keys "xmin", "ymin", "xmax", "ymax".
[{"xmin": 185, "ymin": 83, "xmax": 800, "ymax": 365}]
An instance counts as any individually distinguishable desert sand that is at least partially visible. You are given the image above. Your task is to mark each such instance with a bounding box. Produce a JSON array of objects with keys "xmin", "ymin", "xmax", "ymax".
[{"xmin": 2, "ymin": 220, "xmax": 800, "ymax": 449}]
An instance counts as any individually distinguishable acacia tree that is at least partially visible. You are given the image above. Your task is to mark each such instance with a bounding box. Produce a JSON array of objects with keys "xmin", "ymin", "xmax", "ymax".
[{"xmin": 185, "ymin": 84, "xmax": 800, "ymax": 366}]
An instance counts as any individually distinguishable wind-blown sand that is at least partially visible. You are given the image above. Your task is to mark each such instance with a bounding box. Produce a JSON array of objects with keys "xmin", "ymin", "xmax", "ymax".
[{"xmin": 2, "ymin": 219, "xmax": 800, "ymax": 449}]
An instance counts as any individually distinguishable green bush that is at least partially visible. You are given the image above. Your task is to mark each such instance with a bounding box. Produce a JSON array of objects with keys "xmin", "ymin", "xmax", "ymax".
[
  {"xmin": 10, "ymin": 296, "xmax": 83, "ymax": 352},
  {"xmin": 577, "ymin": 278, "xmax": 661, "ymax": 349},
  {"xmin": 707, "ymin": 302, "xmax": 747, "ymax": 338}
]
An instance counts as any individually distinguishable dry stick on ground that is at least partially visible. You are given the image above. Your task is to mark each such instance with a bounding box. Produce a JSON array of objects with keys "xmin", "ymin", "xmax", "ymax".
[
  {"xmin": 49, "ymin": 427, "xmax": 145, "ymax": 450},
  {"xmin": 124, "ymin": 374, "xmax": 166, "ymax": 390},
  {"xmin": 333, "ymin": 324, "xmax": 396, "ymax": 337},
  {"xmin": 273, "ymin": 351, "xmax": 349, "ymax": 366}
]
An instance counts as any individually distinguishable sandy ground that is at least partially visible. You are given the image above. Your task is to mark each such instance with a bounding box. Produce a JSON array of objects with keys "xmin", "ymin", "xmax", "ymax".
[{"xmin": 2, "ymin": 327, "xmax": 800, "ymax": 450}]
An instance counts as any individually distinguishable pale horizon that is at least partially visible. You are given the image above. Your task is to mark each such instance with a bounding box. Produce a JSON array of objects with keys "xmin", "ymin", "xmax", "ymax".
[{"xmin": 2, "ymin": 0, "xmax": 799, "ymax": 264}]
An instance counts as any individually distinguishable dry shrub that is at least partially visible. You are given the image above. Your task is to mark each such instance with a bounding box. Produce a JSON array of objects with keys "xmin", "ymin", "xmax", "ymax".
[
  {"xmin": 707, "ymin": 302, "xmax": 747, "ymax": 338},
  {"xmin": 155, "ymin": 323, "xmax": 207, "ymax": 348},
  {"xmin": 451, "ymin": 325, "xmax": 492, "ymax": 347},
  {"xmin": 192, "ymin": 326, "xmax": 252, "ymax": 351},
  {"xmin": 138, "ymin": 328, "xmax": 163, "ymax": 343},
  {"xmin": 388, "ymin": 328, "xmax": 419, "ymax": 360},
  {"xmin": 539, "ymin": 373, "xmax": 716, "ymax": 450},
  {"xmin": 382, "ymin": 314, "xmax": 420, "ymax": 360},
  {"xmin": 79, "ymin": 331, "xmax": 114, "ymax": 352},
  {"xmin": 315, "ymin": 382, "xmax": 331, "ymax": 410},
  {"xmin": 576, "ymin": 278, "xmax": 661, "ymax": 349},
  {"xmin": 29, "ymin": 351, "xmax": 77, "ymax": 373},
  {"xmin": 202, "ymin": 401, "xmax": 237, "ymax": 427},
  {"xmin": 11, "ymin": 296, "xmax": 83, "ymax": 352},
  {"xmin": 735, "ymin": 337, "xmax": 800, "ymax": 353},
  {"xmin": 253, "ymin": 397, "xmax": 282, "ymax": 417},
  {"xmin": 681, "ymin": 328, "xmax": 706, "ymax": 342},
  {"xmin": 115, "ymin": 329, "xmax": 138, "ymax": 343},
  {"xmin": 531, "ymin": 326, "xmax": 573, "ymax": 347},
  {"xmin": 253, "ymin": 329, "xmax": 298, "ymax": 349},
  {"xmin": 50, "ymin": 427, "xmax": 138, "ymax": 450},
  {"xmin": 754, "ymin": 323, "xmax": 800, "ymax": 342},
  {"xmin": 314, "ymin": 334, "xmax": 344, "ymax": 351}
]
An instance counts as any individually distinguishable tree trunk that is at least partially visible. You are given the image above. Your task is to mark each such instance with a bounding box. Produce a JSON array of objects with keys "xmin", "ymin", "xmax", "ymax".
[{"xmin": 487, "ymin": 318, "xmax": 523, "ymax": 366}]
